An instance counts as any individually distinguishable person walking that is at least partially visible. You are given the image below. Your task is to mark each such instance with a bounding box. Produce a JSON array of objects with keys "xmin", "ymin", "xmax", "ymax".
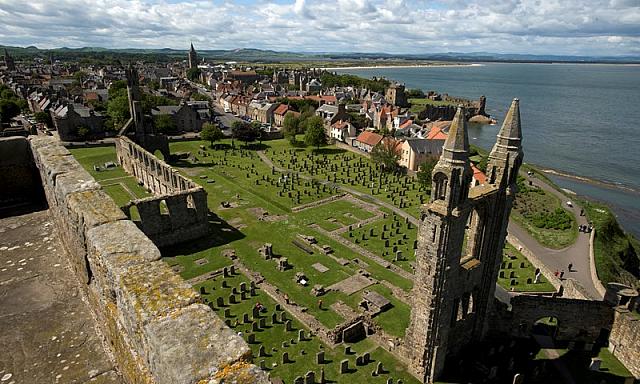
[
  {"xmin": 568, "ymin": 263, "xmax": 573, "ymax": 272},
  {"xmin": 560, "ymin": 270, "xmax": 565, "ymax": 279}
]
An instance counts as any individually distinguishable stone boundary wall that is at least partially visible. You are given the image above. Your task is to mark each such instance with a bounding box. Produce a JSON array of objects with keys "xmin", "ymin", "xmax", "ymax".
[
  {"xmin": 115, "ymin": 137, "xmax": 209, "ymax": 247},
  {"xmin": 27, "ymin": 136, "xmax": 268, "ymax": 384},
  {"xmin": 589, "ymin": 229, "xmax": 607, "ymax": 299},
  {"xmin": 609, "ymin": 308, "xmax": 640, "ymax": 378},
  {"xmin": 506, "ymin": 233, "xmax": 591, "ymax": 299}
]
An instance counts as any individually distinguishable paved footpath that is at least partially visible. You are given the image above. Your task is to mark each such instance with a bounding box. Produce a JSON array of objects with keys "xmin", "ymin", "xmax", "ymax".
[
  {"xmin": 257, "ymin": 151, "xmax": 602, "ymax": 300},
  {"xmin": 509, "ymin": 174, "xmax": 601, "ymax": 299}
]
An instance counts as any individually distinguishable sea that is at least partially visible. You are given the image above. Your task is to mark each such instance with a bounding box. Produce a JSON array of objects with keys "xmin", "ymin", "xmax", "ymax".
[{"xmin": 334, "ymin": 63, "xmax": 640, "ymax": 239}]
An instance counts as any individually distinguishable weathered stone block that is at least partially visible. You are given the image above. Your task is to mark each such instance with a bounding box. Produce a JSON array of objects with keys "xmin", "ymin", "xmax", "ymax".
[{"xmin": 143, "ymin": 303, "xmax": 252, "ymax": 384}]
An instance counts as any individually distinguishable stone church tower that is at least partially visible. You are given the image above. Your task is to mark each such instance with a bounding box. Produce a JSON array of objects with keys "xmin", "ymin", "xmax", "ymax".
[
  {"xmin": 404, "ymin": 99, "xmax": 523, "ymax": 383},
  {"xmin": 188, "ymin": 42, "xmax": 198, "ymax": 69}
]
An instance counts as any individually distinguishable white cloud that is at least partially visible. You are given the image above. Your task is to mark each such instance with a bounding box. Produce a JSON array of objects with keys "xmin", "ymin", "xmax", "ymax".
[{"xmin": 0, "ymin": 0, "xmax": 637, "ymax": 55}]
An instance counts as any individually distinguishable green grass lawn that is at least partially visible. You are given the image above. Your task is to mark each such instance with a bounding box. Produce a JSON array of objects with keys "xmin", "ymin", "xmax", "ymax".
[
  {"xmin": 193, "ymin": 270, "xmax": 420, "ymax": 384},
  {"xmin": 163, "ymin": 139, "xmax": 413, "ymax": 334},
  {"xmin": 581, "ymin": 199, "xmax": 640, "ymax": 287},
  {"xmin": 512, "ymin": 179, "xmax": 577, "ymax": 249},
  {"xmin": 264, "ymin": 141, "xmax": 428, "ymax": 218},
  {"xmin": 69, "ymin": 146, "xmax": 151, "ymax": 206},
  {"xmin": 409, "ymin": 97, "xmax": 458, "ymax": 113},
  {"xmin": 342, "ymin": 209, "xmax": 418, "ymax": 273},
  {"xmin": 498, "ymin": 243, "xmax": 556, "ymax": 293},
  {"xmin": 296, "ymin": 199, "xmax": 376, "ymax": 231}
]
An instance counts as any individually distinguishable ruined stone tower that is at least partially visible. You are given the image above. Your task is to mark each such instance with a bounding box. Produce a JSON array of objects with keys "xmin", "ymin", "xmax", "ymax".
[{"xmin": 404, "ymin": 99, "xmax": 523, "ymax": 383}]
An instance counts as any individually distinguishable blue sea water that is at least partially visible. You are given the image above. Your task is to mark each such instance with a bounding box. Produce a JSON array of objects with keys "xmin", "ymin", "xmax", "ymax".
[{"xmin": 335, "ymin": 63, "xmax": 640, "ymax": 238}]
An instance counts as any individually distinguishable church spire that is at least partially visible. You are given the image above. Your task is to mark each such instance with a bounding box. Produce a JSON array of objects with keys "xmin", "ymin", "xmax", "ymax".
[
  {"xmin": 441, "ymin": 105, "xmax": 469, "ymax": 160},
  {"xmin": 497, "ymin": 98, "xmax": 521, "ymax": 143}
]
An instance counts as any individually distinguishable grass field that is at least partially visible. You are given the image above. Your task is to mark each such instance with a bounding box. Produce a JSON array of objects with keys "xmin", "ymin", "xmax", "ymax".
[
  {"xmin": 68, "ymin": 139, "xmax": 580, "ymax": 381},
  {"xmin": 498, "ymin": 243, "xmax": 555, "ymax": 293},
  {"xmin": 512, "ymin": 179, "xmax": 577, "ymax": 249},
  {"xmin": 69, "ymin": 146, "xmax": 151, "ymax": 206},
  {"xmin": 408, "ymin": 97, "xmax": 459, "ymax": 113}
]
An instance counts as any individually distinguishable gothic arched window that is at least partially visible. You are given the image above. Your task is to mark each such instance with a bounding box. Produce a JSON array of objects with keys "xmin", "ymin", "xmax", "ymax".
[{"xmin": 433, "ymin": 172, "xmax": 448, "ymax": 200}]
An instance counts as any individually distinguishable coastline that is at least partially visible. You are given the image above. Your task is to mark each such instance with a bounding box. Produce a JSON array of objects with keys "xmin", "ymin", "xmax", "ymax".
[
  {"xmin": 539, "ymin": 167, "xmax": 640, "ymax": 195},
  {"xmin": 323, "ymin": 63, "xmax": 482, "ymax": 70}
]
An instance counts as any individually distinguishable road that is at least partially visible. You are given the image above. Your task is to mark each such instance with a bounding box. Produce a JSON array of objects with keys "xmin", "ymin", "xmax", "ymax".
[{"xmin": 508, "ymin": 173, "xmax": 602, "ymax": 299}]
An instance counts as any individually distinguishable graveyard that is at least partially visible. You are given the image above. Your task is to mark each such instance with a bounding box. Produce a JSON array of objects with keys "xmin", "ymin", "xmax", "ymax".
[{"xmin": 69, "ymin": 138, "xmax": 560, "ymax": 383}]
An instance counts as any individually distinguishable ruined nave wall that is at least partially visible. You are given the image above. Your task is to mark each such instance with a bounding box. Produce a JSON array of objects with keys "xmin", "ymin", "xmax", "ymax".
[{"xmin": 115, "ymin": 136, "xmax": 209, "ymax": 247}]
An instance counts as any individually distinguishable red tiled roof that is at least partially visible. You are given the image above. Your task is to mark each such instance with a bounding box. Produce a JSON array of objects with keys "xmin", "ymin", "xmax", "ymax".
[
  {"xmin": 274, "ymin": 104, "xmax": 289, "ymax": 115},
  {"xmin": 426, "ymin": 121, "xmax": 450, "ymax": 140},
  {"xmin": 471, "ymin": 164, "xmax": 487, "ymax": 185},
  {"xmin": 356, "ymin": 131, "xmax": 384, "ymax": 147},
  {"xmin": 399, "ymin": 119, "xmax": 413, "ymax": 129}
]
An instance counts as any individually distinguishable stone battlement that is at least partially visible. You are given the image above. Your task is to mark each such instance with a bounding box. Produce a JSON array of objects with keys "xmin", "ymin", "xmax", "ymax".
[{"xmin": 21, "ymin": 136, "xmax": 268, "ymax": 384}]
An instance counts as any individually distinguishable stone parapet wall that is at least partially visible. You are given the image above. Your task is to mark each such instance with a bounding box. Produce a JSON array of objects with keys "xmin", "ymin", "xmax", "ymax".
[
  {"xmin": 494, "ymin": 295, "xmax": 613, "ymax": 342},
  {"xmin": 28, "ymin": 136, "xmax": 268, "ymax": 384},
  {"xmin": 609, "ymin": 309, "xmax": 640, "ymax": 378},
  {"xmin": 115, "ymin": 136, "xmax": 209, "ymax": 247}
]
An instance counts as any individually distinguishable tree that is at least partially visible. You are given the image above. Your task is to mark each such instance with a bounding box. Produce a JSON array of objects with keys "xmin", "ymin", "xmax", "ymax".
[
  {"xmin": 371, "ymin": 139, "xmax": 400, "ymax": 173},
  {"xmin": 200, "ymin": 123, "xmax": 224, "ymax": 147},
  {"xmin": 34, "ymin": 111, "xmax": 53, "ymax": 127},
  {"xmin": 282, "ymin": 112, "xmax": 300, "ymax": 145},
  {"xmin": 154, "ymin": 114, "xmax": 176, "ymax": 134},
  {"xmin": 417, "ymin": 156, "xmax": 438, "ymax": 189},
  {"xmin": 191, "ymin": 92, "xmax": 211, "ymax": 102},
  {"xmin": 186, "ymin": 68, "xmax": 201, "ymax": 82},
  {"xmin": 0, "ymin": 99, "xmax": 21, "ymax": 123},
  {"xmin": 106, "ymin": 95, "xmax": 130, "ymax": 129},
  {"xmin": 108, "ymin": 80, "xmax": 128, "ymax": 99},
  {"xmin": 232, "ymin": 121, "xmax": 260, "ymax": 147},
  {"xmin": 304, "ymin": 116, "xmax": 327, "ymax": 151},
  {"xmin": 77, "ymin": 125, "xmax": 90, "ymax": 139}
]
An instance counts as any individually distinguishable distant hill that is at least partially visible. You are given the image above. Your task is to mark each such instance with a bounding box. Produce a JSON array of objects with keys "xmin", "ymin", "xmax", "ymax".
[{"xmin": 1, "ymin": 45, "xmax": 638, "ymax": 64}]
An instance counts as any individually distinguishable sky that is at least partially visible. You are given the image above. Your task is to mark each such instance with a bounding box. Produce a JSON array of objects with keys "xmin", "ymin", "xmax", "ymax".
[{"xmin": 0, "ymin": 0, "xmax": 638, "ymax": 56}]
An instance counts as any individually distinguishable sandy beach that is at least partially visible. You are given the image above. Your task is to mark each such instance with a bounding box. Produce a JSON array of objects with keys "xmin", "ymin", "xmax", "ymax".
[{"xmin": 323, "ymin": 63, "xmax": 483, "ymax": 70}]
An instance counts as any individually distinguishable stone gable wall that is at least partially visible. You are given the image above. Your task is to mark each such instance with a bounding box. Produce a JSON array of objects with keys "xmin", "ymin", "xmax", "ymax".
[{"xmin": 27, "ymin": 136, "xmax": 268, "ymax": 384}]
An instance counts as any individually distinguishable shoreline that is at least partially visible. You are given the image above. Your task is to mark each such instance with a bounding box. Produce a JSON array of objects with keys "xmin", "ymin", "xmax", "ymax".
[
  {"xmin": 538, "ymin": 167, "xmax": 640, "ymax": 195},
  {"xmin": 323, "ymin": 63, "xmax": 482, "ymax": 70}
]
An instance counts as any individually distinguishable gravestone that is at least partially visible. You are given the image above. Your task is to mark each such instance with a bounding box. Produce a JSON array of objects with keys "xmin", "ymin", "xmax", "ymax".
[
  {"xmin": 356, "ymin": 355, "xmax": 364, "ymax": 366},
  {"xmin": 259, "ymin": 360, "xmax": 266, "ymax": 369},
  {"xmin": 305, "ymin": 371, "xmax": 315, "ymax": 384},
  {"xmin": 340, "ymin": 359, "xmax": 349, "ymax": 374},
  {"xmin": 513, "ymin": 373, "xmax": 524, "ymax": 384},
  {"xmin": 259, "ymin": 317, "xmax": 266, "ymax": 328},
  {"xmin": 320, "ymin": 369, "xmax": 325, "ymax": 384},
  {"xmin": 253, "ymin": 306, "xmax": 260, "ymax": 319},
  {"xmin": 224, "ymin": 308, "xmax": 231, "ymax": 318},
  {"xmin": 229, "ymin": 294, "xmax": 236, "ymax": 304},
  {"xmin": 344, "ymin": 345, "xmax": 351, "ymax": 355},
  {"xmin": 589, "ymin": 358, "xmax": 601, "ymax": 371},
  {"xmin": 222, "ymin": 279, "xmax": 228, "ymax": 288},
  {"xmin": 298, "ymin": 329, "xmax": 305, "ymax": 342},
  {"xmin": 252, "ymin": 322, "xmax": 259, "ymax": 332},
  {"xmin": 280, "ymin": 312, "xmax": 287, "ymax": 323},
  {"xmin": 282, "ymin": 352, "xmax": 290, "ymax": 364},
  {"xmin": 242, "ymin": 313, "xmax": 250, "ymax": 323},
  {"xmin": 316, "ymin": 351, "xmax": 325, "ymax": 364},
  {"xmin": 363, "ymin": 352, "xmax": 370, "ymax": 364},
  {"xmin": 247, "ymin": 333, "xmax": 255, "ymax": 344},
  {"xmin": 216, "ymin": 297, "xmax": 224, "ymax": 307},
  {"xmin": 272, "ymin": 312, "xmax": 278, "ymax": 324},
  {"xmin": 240, "ymin": 282, "xmax": 247, "ymax": 292},
  {"xmin": 294, "ymin": 377, "xmax": 303, "ymax": 384},
  {"xmin": 258, "ymin": 345, "xmax": 266, "ymax": 357},
  {"xmin": 241, "ymin": 291, "xmax": 247, "ymax": 300},
  {"xmin": 285, "ymin": 320, "xmax": 292, "ymax": 331},
  {"xmin": 376, "ymin": 362, "xmax": 384, "ymax": 374}
]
